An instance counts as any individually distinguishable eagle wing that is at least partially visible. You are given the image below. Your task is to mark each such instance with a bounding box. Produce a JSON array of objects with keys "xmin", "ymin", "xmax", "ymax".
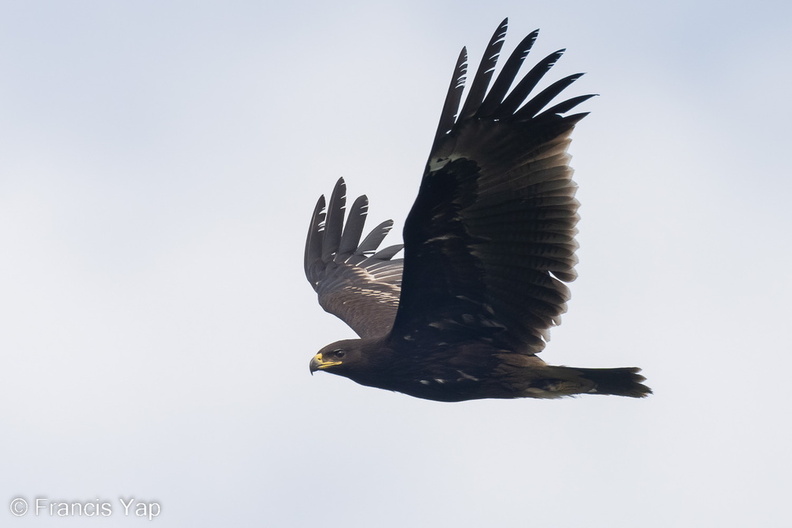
[
  {"xmin": 389, "ymin": 18, "xmax": 594, "ymax": 355},
  {"xmin": 305, "ymin": 178, "xmax": 403, "ymax": 339}
]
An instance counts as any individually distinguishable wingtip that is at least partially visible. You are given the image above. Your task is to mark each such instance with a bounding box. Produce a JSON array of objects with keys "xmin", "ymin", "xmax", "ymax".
[{"xmin": 332, "ymin": 177, "xmax": 346, "ymax": 197}]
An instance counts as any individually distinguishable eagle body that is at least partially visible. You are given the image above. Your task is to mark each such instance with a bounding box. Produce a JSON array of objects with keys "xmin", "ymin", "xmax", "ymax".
[
  {"xmin": 312, "ymin": 338, "xmax": 646, "ymax": 402},
  {"xmin": 304, "ymin": 19, "xmax": 651, "ymax": 401}
]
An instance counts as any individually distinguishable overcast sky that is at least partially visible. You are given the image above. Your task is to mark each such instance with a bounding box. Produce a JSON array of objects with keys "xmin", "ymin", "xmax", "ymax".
[{"xmin": 1, "ymin": 1, "xmax": 790, "ymax": 526}]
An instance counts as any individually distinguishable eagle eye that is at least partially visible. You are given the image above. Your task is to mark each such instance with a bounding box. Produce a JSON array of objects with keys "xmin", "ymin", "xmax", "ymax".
[{"xmin": 332, "ymin": 349, "xmax": 345, "ymax": 359}]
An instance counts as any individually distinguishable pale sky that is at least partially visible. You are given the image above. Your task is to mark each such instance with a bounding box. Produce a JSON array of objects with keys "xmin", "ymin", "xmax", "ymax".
[{"xmin": 1, "ymin": 1, "xmax": 790, "ymax": 526}]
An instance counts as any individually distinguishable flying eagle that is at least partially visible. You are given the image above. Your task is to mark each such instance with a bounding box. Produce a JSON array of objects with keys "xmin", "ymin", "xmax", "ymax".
[{"xmin": 304, "ymin": 19, "xmax": 650, "ymax": 402}]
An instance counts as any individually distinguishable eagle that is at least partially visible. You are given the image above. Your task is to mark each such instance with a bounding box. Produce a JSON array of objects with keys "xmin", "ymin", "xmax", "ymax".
[{"xmin": 304, "ymin": 19, "xmax": 650, "ymax": 402}]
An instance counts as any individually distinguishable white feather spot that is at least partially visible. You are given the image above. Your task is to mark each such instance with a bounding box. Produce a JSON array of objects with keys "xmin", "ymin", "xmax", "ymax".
[
  {"xmin": 456, "ymin": 370, "xmax": 479, "ymax": 382},
  {"xmin": 425, "ymin": 234, "xmax": 455, "ymax": 244}
]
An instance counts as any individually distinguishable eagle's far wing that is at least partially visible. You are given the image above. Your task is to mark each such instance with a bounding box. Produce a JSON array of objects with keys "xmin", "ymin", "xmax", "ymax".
[
  {"xmin": 305, "ymin": 178, "xmax": 403, "ymax": 339},
  {"xmin": 390, "ymin": 18, "xmax": 595, "ymax": 355}
]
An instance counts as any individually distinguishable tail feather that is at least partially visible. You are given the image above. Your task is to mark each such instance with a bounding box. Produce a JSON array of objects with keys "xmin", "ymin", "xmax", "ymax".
[
  {"xmin": 576, "ymin": 367, "xmax": 651, "ymax": 398},
  {"xmin": 520, "ymin": 365, "xmax": 651, "ymax": 399}
]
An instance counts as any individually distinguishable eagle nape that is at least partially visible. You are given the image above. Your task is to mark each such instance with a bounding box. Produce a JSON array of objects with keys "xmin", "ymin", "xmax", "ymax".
[{"xmin": 303, "ymin": 19, "xmax": 651, "ymax": 402}]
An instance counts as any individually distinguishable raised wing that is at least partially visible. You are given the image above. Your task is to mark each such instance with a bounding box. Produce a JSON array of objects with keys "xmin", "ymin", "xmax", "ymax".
[
  {"xmin": 305, "ymin": 178, "xmax": 403, "ymax": 338},
  {"xmin": 390, "ymin": 19, "xmax": 595, "ymax": 355}
]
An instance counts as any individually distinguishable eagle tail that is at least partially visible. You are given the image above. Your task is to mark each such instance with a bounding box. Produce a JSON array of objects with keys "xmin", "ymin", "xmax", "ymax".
[{"xmin": 572, "ymin": 366, "xmax": 652, "ymax": 398}]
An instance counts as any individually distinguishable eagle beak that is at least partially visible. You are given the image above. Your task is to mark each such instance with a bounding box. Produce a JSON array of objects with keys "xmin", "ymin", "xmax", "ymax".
[{"xmin": 310, "ymin": 352, "xmax": 341, "ymax": 374}]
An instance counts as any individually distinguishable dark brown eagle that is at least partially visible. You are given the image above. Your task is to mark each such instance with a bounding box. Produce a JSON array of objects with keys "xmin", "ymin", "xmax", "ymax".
[{"xmin": 304, "ymin": 19, "xmax": 650, "ymax": 402}]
